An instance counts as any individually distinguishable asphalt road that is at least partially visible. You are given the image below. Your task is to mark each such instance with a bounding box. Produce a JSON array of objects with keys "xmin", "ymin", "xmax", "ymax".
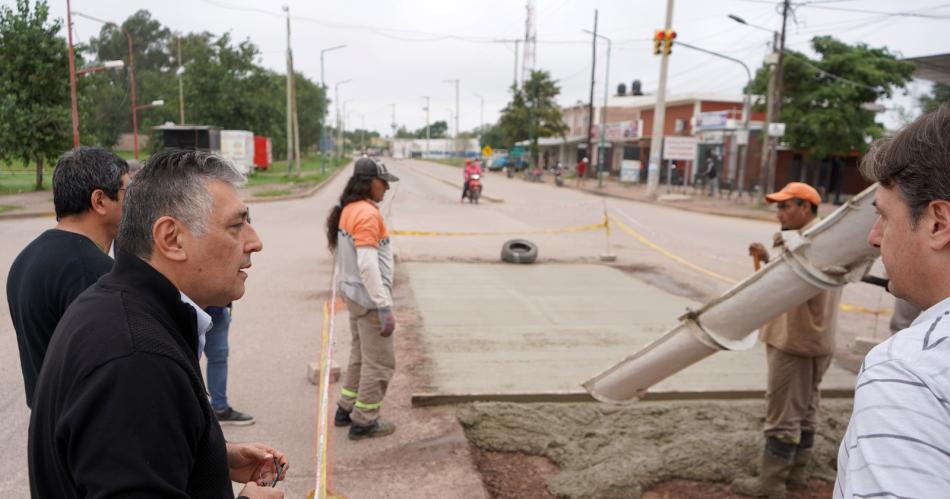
[{"xmin": 0, "ymin": 157, "xmax": 889, "ymax": 497}]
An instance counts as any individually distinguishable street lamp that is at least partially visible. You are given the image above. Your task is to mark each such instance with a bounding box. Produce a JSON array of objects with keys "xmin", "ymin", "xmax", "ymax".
[
  {"xmin": 135, "ymin": 99, "xmax": 165, "ymax": 111},
  {"xmin": 443, "ymin": 79, "xmax": 459, "ymax": 157},
  {"xmin": 334, "ymin": 79, "xmax": 352, "ymax": 158},
  {"xmin": 74, "ymin": 12, "xmax": 142, "ymax": 159},
  {"xmin": 343, "ymin": 99, "xmax": 355, "ymax": 155},
  {"xmin": 729, "ymin": 13, "xmax": 784, "ymax": 199},
  {"xmin": 582, "ymin": 28, "xmax": 611, "ymax": 188},
  {"xmin": 674, "ymin": 40, "xmax": 752, "ymax": 197},
  {"xmin": 76, "ymin": 59, "xmax": 124, "ymax": 76},
  {"xmin": 320, "ymin": 44, "xmax": 346, "ymax": 171}
]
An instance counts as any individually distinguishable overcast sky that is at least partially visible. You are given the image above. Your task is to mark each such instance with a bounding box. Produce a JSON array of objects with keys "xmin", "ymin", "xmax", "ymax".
[{"xmin": 10, "ymin": 0, "xmax": 949, "ymax": 134}]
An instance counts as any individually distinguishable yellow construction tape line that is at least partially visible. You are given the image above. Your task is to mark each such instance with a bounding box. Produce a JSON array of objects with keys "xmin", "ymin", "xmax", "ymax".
[
  {"xmin": 392, "ymin": 220, "xmax": 607, "ymax": 237},
  {"xmin": 608, "ymin": 214, "xmax": 737, "ymax": 284},
  {"xmin": 607, "ymin": 214, "xmax": 890, "ymax": 317}
]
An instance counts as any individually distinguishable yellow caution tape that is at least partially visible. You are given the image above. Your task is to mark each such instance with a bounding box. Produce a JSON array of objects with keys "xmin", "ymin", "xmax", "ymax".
[
  {"xmin": 608, "ymin": 214, "xmax": 737, "ymax": 284},
  {"xmin": 392, "ymin": 219, "xmax": 607, "ymax": 237}
]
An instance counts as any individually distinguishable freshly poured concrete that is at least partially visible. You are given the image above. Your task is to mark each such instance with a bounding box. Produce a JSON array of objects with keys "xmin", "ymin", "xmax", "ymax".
[{"xmin": 406, "ymin": 262, "xmax": 856, "ymax": 398}]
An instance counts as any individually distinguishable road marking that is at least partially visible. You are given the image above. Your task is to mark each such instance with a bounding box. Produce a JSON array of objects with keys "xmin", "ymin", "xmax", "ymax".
[
  {"xmin": 392, "ymin": 219, "xmax": 607, "ymax": 237},
  {"xmin": 608, "ymin": 213, "xmax": 891, "ymax": 317}
]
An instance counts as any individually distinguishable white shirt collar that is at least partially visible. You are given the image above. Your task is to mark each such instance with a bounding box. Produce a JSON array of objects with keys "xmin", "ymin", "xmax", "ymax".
[
  {"xmin": 910, "ymin": 296, "xmax": 950, "ymax": 329},
  {"xmin": 179, "ymin": 292, "xmax": 213, "ymax": 355}
]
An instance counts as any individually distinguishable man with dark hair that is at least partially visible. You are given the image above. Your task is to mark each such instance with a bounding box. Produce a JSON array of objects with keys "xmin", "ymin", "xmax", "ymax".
[
  {"xmin": 29, "ymin": 149, "xmax": 286, "ymax": 498},
  {"xmin": 7, "ymin": 146, "xmax": 129, "ymax": 408},
  {"xmin": 835, "ymin": 105, "xmax": 950, "ymax": 498},
  {"xmin": 734, "ymin": 181, "xmax": 842, "ymax": 498}
]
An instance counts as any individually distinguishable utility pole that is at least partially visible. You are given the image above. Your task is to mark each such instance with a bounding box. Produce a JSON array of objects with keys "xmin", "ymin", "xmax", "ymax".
[
  {"xmin": 422, "ymin": 96, "xmax": 430, "ymax": 158},
  {"xmin": 444, "ymin": 79, "xmax": 460, "ymax": 157},
  {"xmin": 522, "ymin": 0, "xmax": 537, "ymax": 86},
  {"xmin": 283, "ymin": 5, "xmax": 295, "ymax": 174},
  {"xmin": 585, "ymin": 10, "xmax": 598, "ymax": 177},
  {"xmin": 646, "ymin": 0, "xmax": 674, "ymax": 197},
  {"xmin": 176, "ymin": 35, "xmax": 185, "ymax": 124},
  {"xmin": 761, "ymin": 0, "xmax": 791, "ymax": 198},
  {"xmin": 584, "ymin": 28, "xmax": 611, "ymax": 188},
  {"xmin": 473, "ymin": 93, "xmax": 484, "ymax": 130},
  {"xmin": 66, "ymin": 0, "xmax": 80, "ymax": 147},
  {"xmin": 360, "ymin": 114, "xmax": 365, "ymax": 152},
  {"xmin": 389, "ymin": 103, "xmax": 396, "ymax": 140}
]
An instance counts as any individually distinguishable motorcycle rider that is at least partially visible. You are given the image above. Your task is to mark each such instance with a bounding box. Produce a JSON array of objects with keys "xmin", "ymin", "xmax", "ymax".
[{"xmin": 461, "ymin": 158, "xmax": 482, "ymax": 203}]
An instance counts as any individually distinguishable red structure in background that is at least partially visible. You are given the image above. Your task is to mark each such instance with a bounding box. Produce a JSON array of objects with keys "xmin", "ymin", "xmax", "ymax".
[{"xmin": 253, "ymin": 136, "xmax": 272, "ymax": 170}]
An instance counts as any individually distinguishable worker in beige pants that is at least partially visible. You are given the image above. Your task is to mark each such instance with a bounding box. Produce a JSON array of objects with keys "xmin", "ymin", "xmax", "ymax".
[
  {"xmin": 325, "ymin": 157, "xmax": 400, "ymax": 440},
  {"xmin": 337, "ymin": 298, "xmax": 395, "ymax": 428}
]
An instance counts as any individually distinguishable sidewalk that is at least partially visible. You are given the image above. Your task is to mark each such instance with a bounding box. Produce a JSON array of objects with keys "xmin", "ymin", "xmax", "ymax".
[{"xmin": 541, "ymin": 173, "xmax": 841, "ymax": 223}]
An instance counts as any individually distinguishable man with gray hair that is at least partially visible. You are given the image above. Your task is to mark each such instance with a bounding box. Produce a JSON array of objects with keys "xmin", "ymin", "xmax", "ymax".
[
  {"xmin": 28, "ymin": 149, "xmax": 287, "ymax": 498},
  {"xmin": 835, "ymin": 105, "xmax": 950, "ymax": 498},
  {"xmin": 7, "ymin": 146, "xmax": 129, "ymax": 408}
]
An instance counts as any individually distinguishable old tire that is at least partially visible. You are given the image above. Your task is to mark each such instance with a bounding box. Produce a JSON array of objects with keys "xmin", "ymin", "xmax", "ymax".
[{"xmin": 501, "ymin": 239, "xmax": 538, "ymax": 264}]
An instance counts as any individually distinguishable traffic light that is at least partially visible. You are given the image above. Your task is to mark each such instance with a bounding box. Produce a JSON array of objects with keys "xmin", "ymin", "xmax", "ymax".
[
  {"xmin": 664, "ymin": 29, "xmax": 677, "ymax": 55},
  {"xmin": 653, "ymin": 30, "xmax": 664, "ymax": 56}
]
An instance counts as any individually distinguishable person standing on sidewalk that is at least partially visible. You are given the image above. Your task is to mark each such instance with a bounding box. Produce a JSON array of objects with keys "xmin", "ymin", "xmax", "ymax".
[
  {"xmin": 325, "ymin": 157, "xmax": 400, "ymax": 440},
  {"xmin": 7, "ymin": 147, "xmax": 129, "ymax": 408},
  {"xmin": 733, "ymin": 182, "xmax": 842, "ymax": 498},
  {"xmin": 201, "ymin": 305, "xmax": 255, "ymax": 425},
  {"xmin": 576, "ymin": 157, "xmax": 588, "ymax": 187}
]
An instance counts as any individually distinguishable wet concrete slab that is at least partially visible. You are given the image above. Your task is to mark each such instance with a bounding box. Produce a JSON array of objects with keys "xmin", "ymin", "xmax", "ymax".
[{"xmin": 405, "ymin": 262, "xmax": 856, "ymax": 400}]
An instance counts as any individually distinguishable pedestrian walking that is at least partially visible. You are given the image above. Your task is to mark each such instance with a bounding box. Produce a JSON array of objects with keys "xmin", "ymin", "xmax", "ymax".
[
  {"xmin": 576, "ymin": 157, "xmax": 588, "ymax": 187},
  {"xmin": 704, "ymin": 156, "xmax": 717, "ymax": 196},
  {"xmin": 733, "ymin": 181, "xmax": 841, "ymax": 498},
  {"xmin": 835, "ymin": 106, "xmax": 950, "ymax": 498},
  {"xmin": 28, "ymin": 149, "xmax": 285, "ymax": 498},
  {"xmin": 326, "ymin": 157, "xmax": 400, "ymax": 440},
  {"xmin": 7, "ymin": 147, "xmax": 129, "ymax": 408}
]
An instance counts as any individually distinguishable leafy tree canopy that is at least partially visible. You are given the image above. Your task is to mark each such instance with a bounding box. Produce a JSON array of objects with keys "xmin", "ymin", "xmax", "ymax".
[{"xmin": 749, "ymin": 36, "xmax": 914, "ymax": 159}]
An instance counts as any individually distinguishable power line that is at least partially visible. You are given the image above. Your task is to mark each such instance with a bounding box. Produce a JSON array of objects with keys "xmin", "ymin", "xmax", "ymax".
[{"xmin": 798, "ymin": 1, "xmax": 950, "ymax": 18}]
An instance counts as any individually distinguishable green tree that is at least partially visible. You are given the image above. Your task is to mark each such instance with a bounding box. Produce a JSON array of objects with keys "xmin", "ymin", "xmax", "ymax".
[
  {"xmin": 477, "ymin": 123, "xmax": 505, "ymax": 150},
  {"xmin": 0, "ymin": 0, "xmax": 69, "ymax": 189},
  {"xmin": 499, "ymin": 70, "xmax": 566, "ymax": 166},
  {"xmin": 750, "ymin": 36, "xmax": 914, "ymax": 159},
  {"xmin": 414, "ymin": 120, "xmax": 447, "ymax": 139},
  {"xmin": 920, "ymin": 83, "xmax": 950, "ymax": 114}
]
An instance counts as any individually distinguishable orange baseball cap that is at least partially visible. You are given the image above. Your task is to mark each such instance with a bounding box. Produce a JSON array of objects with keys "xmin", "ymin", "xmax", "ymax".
[{"xmin": 765, "ymin": 182, "xmax": 821, "ymax": 206}]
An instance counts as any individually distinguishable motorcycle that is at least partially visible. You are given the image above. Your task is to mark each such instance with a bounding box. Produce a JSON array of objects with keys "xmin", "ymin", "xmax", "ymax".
[
  {"xmin": 554, "ymin": 168, "xmax": 564, "ymax": 187},
  {"xmin": 466, "ymin": 174, "xmax": 482, "ymax": 204}
]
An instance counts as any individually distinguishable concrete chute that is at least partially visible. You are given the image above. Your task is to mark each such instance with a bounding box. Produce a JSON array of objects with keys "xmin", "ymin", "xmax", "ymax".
[{"xmin": 583, "ymin": 184, "xmax": 881, "ymax": 404}]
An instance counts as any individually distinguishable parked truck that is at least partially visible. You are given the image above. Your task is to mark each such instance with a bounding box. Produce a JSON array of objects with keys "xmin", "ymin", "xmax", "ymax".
[{"xmin": 220, "ymin": 130, "xmax": 256, "ymax": 176}]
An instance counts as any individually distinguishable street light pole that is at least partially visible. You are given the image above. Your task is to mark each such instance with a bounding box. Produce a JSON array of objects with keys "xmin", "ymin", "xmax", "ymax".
[
  {"xmin": 320, "ymin": 44, "xmax": 346, "ymax": 170},
  {"xmin": 334, "ymin": 79, "xmax": 351, "ymax": 158},
  {"xmin": 74, "ymin": 13, "xmax": 139, "ymax": 159},
  {"xmin": 675, "ymin": 40, "xmax": 752, "ymax": 197},
  {"xmin": 473, "ymin": 93, "xmax": 484, "ymax": 130},
  {"xmin": 443, "ymin": 79, "xmax": 460, "ymax": 157},
  {"xmin": 422, "ymin": 96, "xmax": 430, "ymax": 158},
  {"xmin": 646, "ymin": 0, "xmax": 675, "ymax": 198}
]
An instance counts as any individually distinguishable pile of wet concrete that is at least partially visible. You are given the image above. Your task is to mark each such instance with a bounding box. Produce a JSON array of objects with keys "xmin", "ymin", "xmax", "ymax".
[{"xmin": 459, "ymin": 399, "xmax": 852, "ymax": 499}]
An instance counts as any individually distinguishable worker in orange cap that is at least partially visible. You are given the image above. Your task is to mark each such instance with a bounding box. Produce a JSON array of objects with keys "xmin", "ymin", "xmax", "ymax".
[{"xmin": 733, "ymin": 182, "xmax": 843, "ymax": 498}]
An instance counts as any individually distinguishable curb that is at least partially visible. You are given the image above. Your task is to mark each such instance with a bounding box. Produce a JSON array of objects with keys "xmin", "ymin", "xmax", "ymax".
[
  {"xmin": 244, "ymin": 162, "xmax": 351, "ymax": 204},
  {"xmin": 578, "ymin": 186, "xmax": 777, "ymax": 223},
  {"xmin": 0, "ymin": 163, "xmax": 352, "ymax": 220}
]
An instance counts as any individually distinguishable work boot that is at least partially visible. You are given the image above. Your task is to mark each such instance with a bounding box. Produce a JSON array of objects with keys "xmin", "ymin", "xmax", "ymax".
[
  {"xmin": 787, "ymin": 431, "xmax": 815, "ymax": 488},
  {"xmin": 334, "ymin": 407, "xmax": 352, "ymax": 427},
  {"xmin": 348, "ymin": 420, "xmax": 396, "ymax": 441},
  {"xmin": 732, "ymin": 437, "xmax": 796, "ymax": 499}
]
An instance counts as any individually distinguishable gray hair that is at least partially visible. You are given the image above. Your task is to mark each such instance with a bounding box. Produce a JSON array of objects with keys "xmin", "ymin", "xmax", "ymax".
[
  {"xmin": 117, "ymin": 149, "xmax": 245, "ymax": 259},
  {"xmin": 860, "ymin": 104, "xmax": 950, "ymax": 229}
]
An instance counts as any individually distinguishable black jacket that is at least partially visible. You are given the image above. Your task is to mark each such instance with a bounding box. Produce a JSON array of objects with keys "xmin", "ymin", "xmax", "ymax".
[{"xmin": 28, "ymin": 250, "xmax": 232, "ymax": 498}]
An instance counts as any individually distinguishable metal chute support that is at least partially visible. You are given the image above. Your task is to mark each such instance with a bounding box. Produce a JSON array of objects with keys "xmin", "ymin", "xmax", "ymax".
[{"xmin": 583, "ymin": 184, "xmax": 881, "ymax": 404}]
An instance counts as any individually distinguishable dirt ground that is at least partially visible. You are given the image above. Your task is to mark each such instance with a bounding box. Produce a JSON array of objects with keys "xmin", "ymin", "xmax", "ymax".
[{"xmin": 459, "ymin": 399, "xmax": 852, "ymax": 499}]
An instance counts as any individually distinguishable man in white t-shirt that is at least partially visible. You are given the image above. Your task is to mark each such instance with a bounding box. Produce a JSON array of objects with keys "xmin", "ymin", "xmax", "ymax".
[{"xmin": 835, "ymin": 105, "xmax": 950, "ymax": 498}]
